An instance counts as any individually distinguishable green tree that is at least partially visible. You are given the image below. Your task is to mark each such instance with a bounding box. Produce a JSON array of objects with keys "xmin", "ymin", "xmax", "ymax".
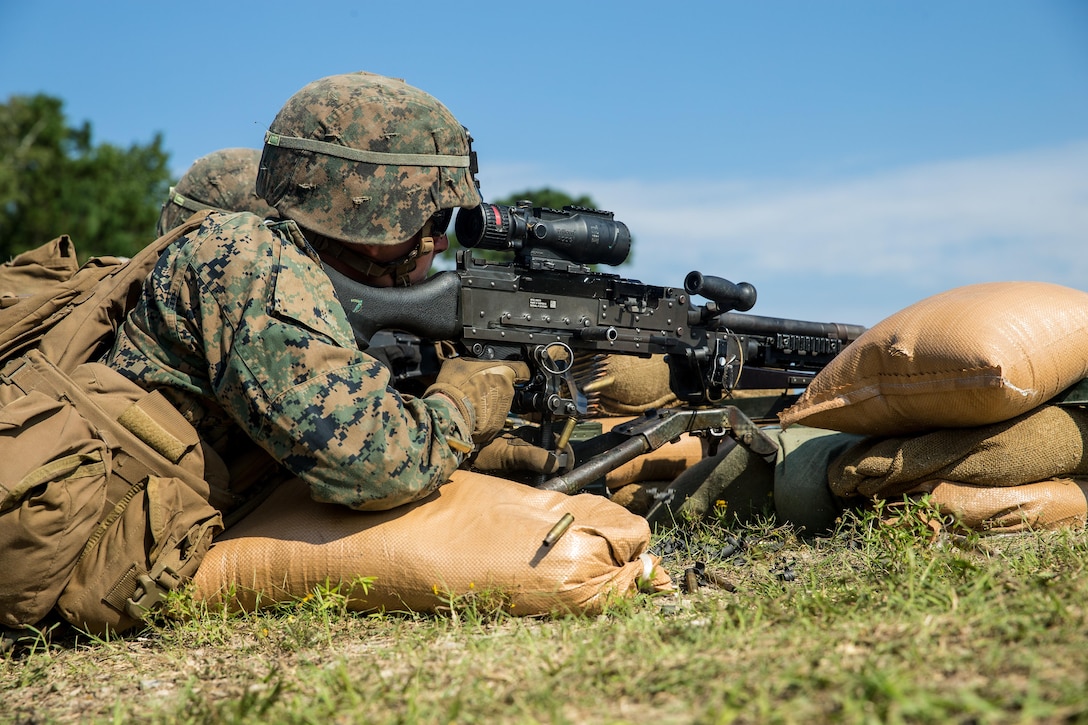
[
  {"xmin": 0, "ymin": 93, "xmax": 171, "ymax": 262},
  {"xmin": 491, "ymin": 188, "xmax": 595, "ymax": 211}
]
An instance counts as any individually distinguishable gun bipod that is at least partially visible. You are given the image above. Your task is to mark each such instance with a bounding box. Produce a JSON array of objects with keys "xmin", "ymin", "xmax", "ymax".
[{"xmin": 536, "ymin": 406, "xmax": 779, "ymax": 496}]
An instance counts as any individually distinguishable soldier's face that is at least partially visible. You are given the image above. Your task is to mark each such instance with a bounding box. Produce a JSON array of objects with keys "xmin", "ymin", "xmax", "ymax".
[{"xmin": 354, "ymin": 229, "xmax": 450, "ymax": 287}]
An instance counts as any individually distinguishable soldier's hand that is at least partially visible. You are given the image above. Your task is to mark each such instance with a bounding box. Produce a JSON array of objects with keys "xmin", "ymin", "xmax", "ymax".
[
  {"xmin": 472, "ymin": 426, "xmax": 572, "ymax": 475},
  {"xmin": 425, "ymin": 357, "xmax": 530, "ymax": 444}
]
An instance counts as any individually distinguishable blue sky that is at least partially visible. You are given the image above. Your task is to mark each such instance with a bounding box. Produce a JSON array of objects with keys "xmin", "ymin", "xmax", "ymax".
[{"xmin": 2, "ymin": 0, "xmax": 1086, "ymax": 326}]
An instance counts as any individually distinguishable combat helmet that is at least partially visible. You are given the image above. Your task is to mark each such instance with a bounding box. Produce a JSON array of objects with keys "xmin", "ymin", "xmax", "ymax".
[
  {"xmin": 256, "ymin": 71, "xmax": 480, "ymax": 251},
  {"xmin": 157, "ymin": 148, "xmax": 275, "ymax": 236}
]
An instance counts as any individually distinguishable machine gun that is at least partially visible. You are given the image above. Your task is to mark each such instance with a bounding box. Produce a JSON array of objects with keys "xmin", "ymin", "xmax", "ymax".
[{"xmin": 325, "ymin": 201, "xmax": 866, "ymax": 493}]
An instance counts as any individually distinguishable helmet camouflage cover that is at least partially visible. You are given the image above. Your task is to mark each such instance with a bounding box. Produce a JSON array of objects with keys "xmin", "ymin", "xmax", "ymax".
[
  {"xmin": 256, "ymin": 71, "xmax": 480, "ymax": 247},
  {"xmin": 157, "ymin": 147, "xmax": 276, "ymax": 236}
]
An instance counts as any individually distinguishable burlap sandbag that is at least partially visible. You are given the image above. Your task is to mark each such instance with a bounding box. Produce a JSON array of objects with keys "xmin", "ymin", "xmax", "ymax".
[
  {"xmin": 905, "ymin": 478, "xmax": 1088, "ymax": 533},
  {"xmin": 778, "ymin": 282, "xmax": 1088, "ymax": 436},
  {"xmin": 829, "ymin": 405, "xmax": 1088, "ymax": 498},
  {"xmin": 192, "ymin": 471, "xmax": 672, "ymax": 615}
]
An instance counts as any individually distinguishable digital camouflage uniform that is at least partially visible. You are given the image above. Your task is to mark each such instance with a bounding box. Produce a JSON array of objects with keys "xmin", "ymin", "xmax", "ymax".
[
  {"xmin": 109, "ymin": 72, "xmax": 484, "ymax": 513},
  {"xmin": 157, "ymin": 148, "xmax": 276, "ymax": 236},
  {"xmin": 106, "ymin": 211, "xmax": 474, "ymax": 511}
]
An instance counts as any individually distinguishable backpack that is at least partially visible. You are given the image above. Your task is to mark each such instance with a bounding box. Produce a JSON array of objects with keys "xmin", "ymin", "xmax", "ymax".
[
  {"xmin": 0, "ymin": 211, "xmax": 226, "ymax": 635},
  {"xmin": 0, "ymin": 234, "xmax": 80, "ymax": 308},
  {"xmin": 0, "ymin": 211, "xmax": 209, "ymax": 372}
]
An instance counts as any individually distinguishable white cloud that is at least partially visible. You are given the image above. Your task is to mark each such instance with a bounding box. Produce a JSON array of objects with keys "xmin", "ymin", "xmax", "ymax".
[{"xmin": 479, "ymin": 141, "xmax": 1088, "ymax": 326}]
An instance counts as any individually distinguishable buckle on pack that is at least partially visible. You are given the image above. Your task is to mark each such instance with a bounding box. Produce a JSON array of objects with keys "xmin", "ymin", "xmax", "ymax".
[
  {"xmin": 0, "ymin": 357, "xmax": 31, "ymax": 388},
  {"xmin": 124, "ymin": 566, "xmax": 180, "ymax": 620}
]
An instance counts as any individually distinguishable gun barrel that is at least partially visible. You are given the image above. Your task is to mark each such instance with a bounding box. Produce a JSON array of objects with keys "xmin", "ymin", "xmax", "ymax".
[{"xmin": 713, "ymin": 311, "xmax": 866, "ymax": 341}]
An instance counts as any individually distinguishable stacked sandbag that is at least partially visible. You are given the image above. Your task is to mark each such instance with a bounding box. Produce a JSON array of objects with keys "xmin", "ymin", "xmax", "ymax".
[
  {"xmin": 907, "ymin": 480, "xmax": 1088, "ymax": 534},
  {"xmin": 827, "ymin": 405, "xmax": 1088, "ymax": 532},
  {"xmin": 779, "ymin": 281, "xmax": 1088, "ymax": 435},
  {"xmin": 193, "ymin": 470, "xmax": 672, "ymax": 616},
  {"xmin": 828, "ymin": 405, "xmax": 1088, "ymax": 497},
  {"xmin": 779, "ymin": 281, "xmax": 1088, "ymax": 533}
]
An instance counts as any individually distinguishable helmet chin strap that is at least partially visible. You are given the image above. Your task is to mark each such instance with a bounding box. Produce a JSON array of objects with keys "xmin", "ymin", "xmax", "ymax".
[{"xmin": 311, "ymin": 219, "xmax": 438, "ymax": 287}]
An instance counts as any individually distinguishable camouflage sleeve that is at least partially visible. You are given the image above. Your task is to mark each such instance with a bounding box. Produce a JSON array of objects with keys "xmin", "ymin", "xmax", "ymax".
[{"xmin": 109, "ymin": 212, "xmax": 473, "ymax": 510}]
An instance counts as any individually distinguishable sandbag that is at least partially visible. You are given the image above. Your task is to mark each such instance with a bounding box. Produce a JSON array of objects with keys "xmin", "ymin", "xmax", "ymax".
[
  {"xmin": 193, "ymin": 471, "xmax": 672, "ymax": 615},
  {"xmin": 905, "ymin": 478, "xmax": 1088, "ymax": 534},
  {"xmin": 644, "ymin": 426, "xmax": 862, "ymax": 532},
  {"xmin": 829, "ymin": 405, "xmax": 1088, "ymax": 498},
  {"xmin": 467, "ymin": 417, "xmax": 703, "ymax": 491},
  {"xmin": 609, "ymin": 480, "xmax": 673, "ymax": 517},
  {"xmin": 778, "ymin": 282, "xmax": 1088, "ymax": 436},
  {"xmin": 645, "ymin": 439, "xmax": 774, "ymax": 528},
  {"xmin": 773, "ymin": 426, "xmax": 866, "ymax": 533}
]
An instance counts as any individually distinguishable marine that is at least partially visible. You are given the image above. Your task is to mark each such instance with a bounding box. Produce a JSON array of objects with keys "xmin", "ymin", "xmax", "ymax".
[
  {"xmin": 106, "ymin": 71, "xmax": 528, "ymax": 512},
  {"xmin": 155, "ymin": 147, "xmax": 276, "ymax": 235}
]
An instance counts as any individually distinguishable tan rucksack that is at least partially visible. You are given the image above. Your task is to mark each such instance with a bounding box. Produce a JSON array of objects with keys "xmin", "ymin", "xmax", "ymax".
[
  {"xmin": 0, "ymin": 350, "xmax": 223, "ymax": 634},
  {"xmin": 0, "ymin": 211, "xmax": 212, "ymax": 373},
  {"xmin": 0, "ymin": 212, "xmax": 226, "ymax": 635},
  {"xmin": 0, "ymin": 234, "xmax": 81, "ymax": 307}
]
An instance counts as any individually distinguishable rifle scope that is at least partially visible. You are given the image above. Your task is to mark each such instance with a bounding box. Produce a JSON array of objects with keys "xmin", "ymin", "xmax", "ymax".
[{"xmin": 454, "ymin": 201, "xmax": 632, "ymax": 267}]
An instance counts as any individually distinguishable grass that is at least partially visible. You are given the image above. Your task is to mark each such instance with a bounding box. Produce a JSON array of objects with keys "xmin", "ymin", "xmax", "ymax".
[{"xmin": 3, "ymin": 496, "xmax": 1088, "ymax": 724}]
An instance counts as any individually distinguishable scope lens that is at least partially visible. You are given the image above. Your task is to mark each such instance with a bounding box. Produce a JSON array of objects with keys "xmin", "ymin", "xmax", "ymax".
[{"xmin": 453, "ymin": 203, "xmax": 515, "ymax": 250}]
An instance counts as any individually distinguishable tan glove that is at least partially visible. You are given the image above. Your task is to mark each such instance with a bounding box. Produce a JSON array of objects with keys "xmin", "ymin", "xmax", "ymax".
[
  {"xmin": 425, "ymin": 357, "xmax": 531, "ymax": 444},
  {"xmin": 472, "ymin": 426, "xmax": 572, "ymax": 475},
  {"xmin": 573, "ymin": 353, "xmax": 678, "ymax": 416}
]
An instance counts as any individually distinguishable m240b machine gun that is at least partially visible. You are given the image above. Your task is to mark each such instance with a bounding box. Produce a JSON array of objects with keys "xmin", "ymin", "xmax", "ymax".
[{"xmin": 325, "ymin": 201, "xmax": 866, "ymax": 494}]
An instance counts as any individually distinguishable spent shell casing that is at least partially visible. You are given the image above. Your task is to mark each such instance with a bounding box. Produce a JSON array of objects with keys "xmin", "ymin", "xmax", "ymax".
[
  {"xmin": 683, "ymin": 567, "xmax": 699, "ymax": 594},
  {"xmin": 703, "ymin": 569, "xmax": 737, "ymax": 592},
  {"xmin": 543, "ymin": 512, "xmax": 575, "ymax": 547}
]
